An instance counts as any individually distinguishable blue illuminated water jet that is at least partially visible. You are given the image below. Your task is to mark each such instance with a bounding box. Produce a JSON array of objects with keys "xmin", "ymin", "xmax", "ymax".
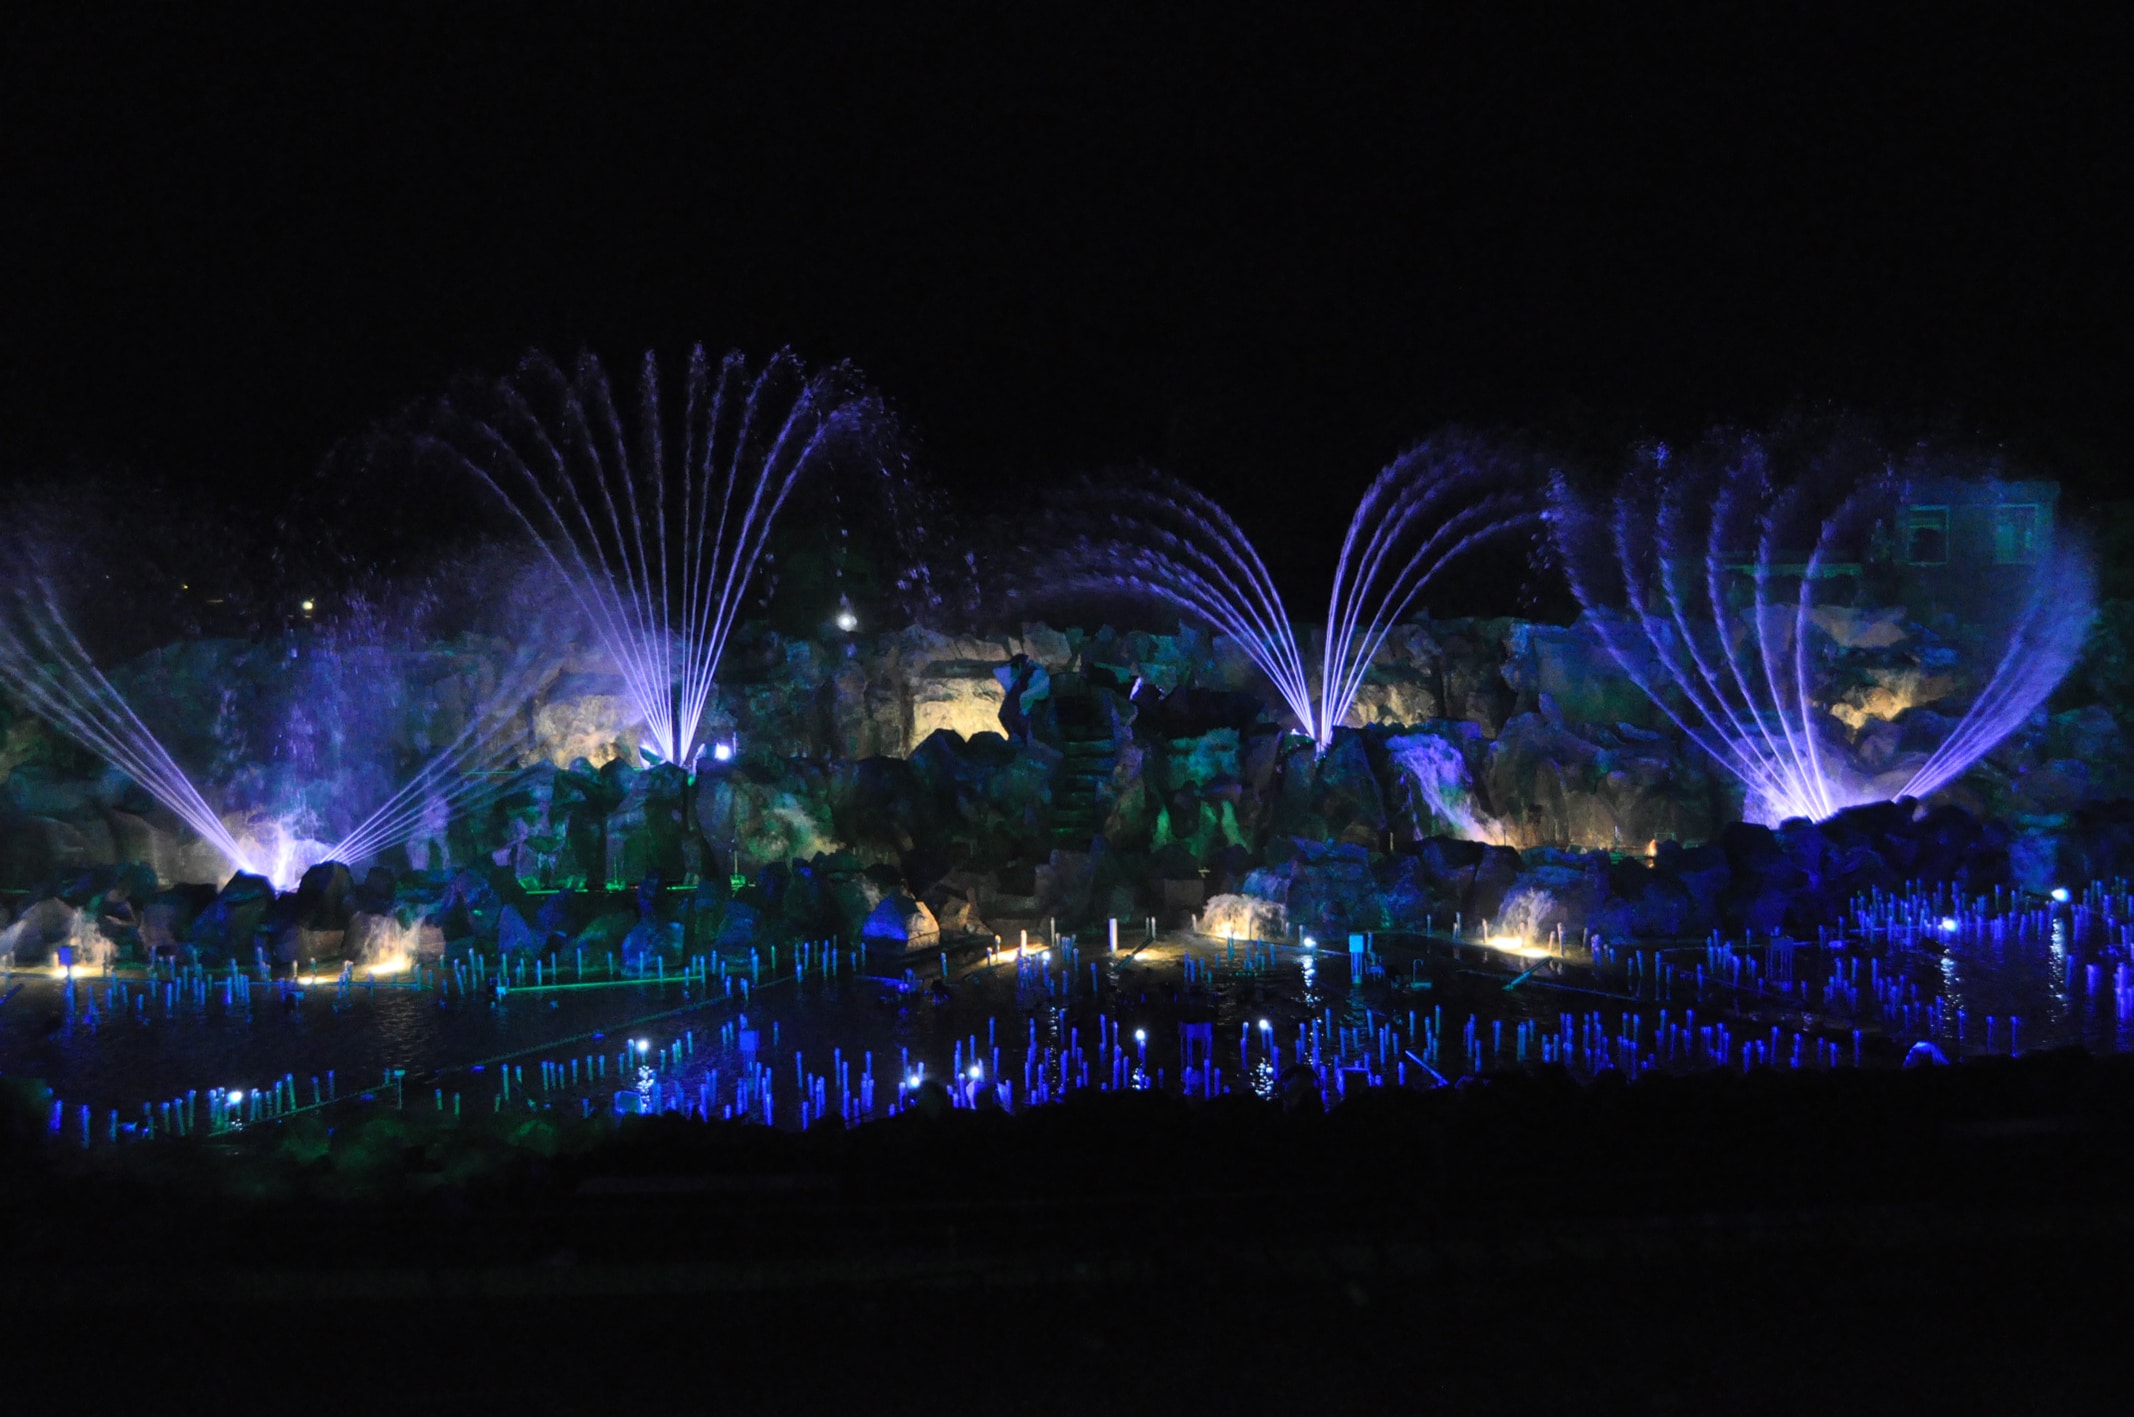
[
  {"xmin": 1548, "ymin": 442, "xmax": 2095, "ymax": 824},
  {"xmin": 1066, "ymin": 438, "xmax": 1534, "ymax": 750},
  {"xmin": 0, "ymin": 579, "xmax": 541, "ymax": 888},
  {"xmin": 428, "ymin": 345, "xmax": 882, "ymax": 768}
]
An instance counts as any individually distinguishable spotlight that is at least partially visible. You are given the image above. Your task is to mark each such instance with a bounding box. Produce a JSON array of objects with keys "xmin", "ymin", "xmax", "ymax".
[
  {"xmin": 835, "ymin": 608, "xmax": 858, "ymax": 633},
  {"xmin": 711, "ymin": 741, "xmax": 734, "ymax": 762},
  {"xmin": 2051, "ymin": 887, "xmax": 2070, "ymax": 903}
]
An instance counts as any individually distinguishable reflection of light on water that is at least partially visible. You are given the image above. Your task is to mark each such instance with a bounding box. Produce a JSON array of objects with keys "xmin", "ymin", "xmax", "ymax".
[
  {"xmin": 2052, "ymin": 916, "xmax": 2069, "ymax": 1020},
  {"xmin": 1940, "ymin": 951, "xmax": 1961, "ymax": 1018},
  {"xmin": 1485, "ymin": 936, "xmax": 1548, "ymax": 959},
  {"xmin": 365, "ymin": 952, "xmax": 412, "ymax": 976},
  {"xmin": 1250, "ymin": 1058, "xmax": 1276, "ymax": 1100}
]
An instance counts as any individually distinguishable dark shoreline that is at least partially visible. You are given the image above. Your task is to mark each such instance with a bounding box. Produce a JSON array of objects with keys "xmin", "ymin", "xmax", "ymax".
[{"xmin": 7, "ymin": 1052, "xmax": 2132, "ymax": 1411}]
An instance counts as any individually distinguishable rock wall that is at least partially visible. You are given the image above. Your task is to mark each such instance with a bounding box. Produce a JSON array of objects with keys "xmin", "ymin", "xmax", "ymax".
[{"xmin": 6, "ymin": 608, "xmax": 2133, "ymax": 958}]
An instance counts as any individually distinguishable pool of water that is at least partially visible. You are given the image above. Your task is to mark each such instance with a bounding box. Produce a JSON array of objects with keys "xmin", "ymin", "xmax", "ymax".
[{"xmin": 7, "ymin": 900, "xmax": 2131, "ymax": 1140}]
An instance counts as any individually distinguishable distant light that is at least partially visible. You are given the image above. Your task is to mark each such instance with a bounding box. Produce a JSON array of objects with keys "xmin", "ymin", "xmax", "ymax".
[
  {"xmin": 634, "ymin": 1039, "xmax": 649, "ymax": 1053},
  {"xmin": 711, "ymin": 741, "xmax": 734, "ymax": 762},
  {"xmin": 835, "ymin": 609, "xmax": 858, "ymax": 632},
  {"xmin": 1134, "ymin": 1029, "xmax": 1146, "ymax": 1043},
  {"xmin": 228, "ymin": 1091, "xmax": 244, "ymax": 1103},
  {"xmin": 967, "ymin": 1065, "xmax": 983, "ymax": 1080},
  {"xmin": 1301, "ymin": 936, "xmax": 1317, "ymax": 950},
  {"xmin": 1940, "ymin": 917, "xmax": 1958, "ymax": 932},
  {"xmin": 2051, "ymin": 887, "xmax": 2070, "ymax": 903},
  {"xmin": 300, "ymin": 599, "xmax": 314, "ymax": 613},
  {"xmin": 1257, "ymin": 1018, "xmax": 1271, "ymax": 1031}
]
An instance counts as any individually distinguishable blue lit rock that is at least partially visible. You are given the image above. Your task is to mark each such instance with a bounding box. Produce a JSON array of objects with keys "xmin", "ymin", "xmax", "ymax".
[{"xmin": 860, "ymin": 893, "xmax": 939, "ymax": 950}]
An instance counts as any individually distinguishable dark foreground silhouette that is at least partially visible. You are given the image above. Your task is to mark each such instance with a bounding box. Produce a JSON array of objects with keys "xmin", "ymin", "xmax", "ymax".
[{"xmin": 3, "ymin": 1053, "xmax": 2131, "ymax": 1414}]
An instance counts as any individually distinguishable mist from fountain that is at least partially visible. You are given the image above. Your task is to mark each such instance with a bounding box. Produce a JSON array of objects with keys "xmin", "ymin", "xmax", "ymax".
[
  {"xmin": 1548, "ymin": 442, "xmax": 2096, "ymax": 825},
  {"xmin": 427, "ymin": 344, "xmax": 882, "ymax": 768},
  {"xmin": 1064, "ymin": 438, "xmax": 1535, "ymax": 751}
]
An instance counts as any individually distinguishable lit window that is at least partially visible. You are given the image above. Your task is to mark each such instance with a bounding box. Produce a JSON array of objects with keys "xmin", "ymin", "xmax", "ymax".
[
  {"xmin": 1992, "ymin": 504, "xmax": 2041, "ymax": 564},
  {"xmin": 1904, "ymin": 506, "xmax": 1949, "ymax": 565}
]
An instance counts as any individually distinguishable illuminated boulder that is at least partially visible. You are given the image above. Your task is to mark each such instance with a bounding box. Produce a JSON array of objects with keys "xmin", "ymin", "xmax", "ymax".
[
  {"xmin": 860, "ymin": 893, "xmax": 939, "ymax": 950},
  {"xmin": 0, "ymin": 895, "xmax": 76, "ymax": 964}
]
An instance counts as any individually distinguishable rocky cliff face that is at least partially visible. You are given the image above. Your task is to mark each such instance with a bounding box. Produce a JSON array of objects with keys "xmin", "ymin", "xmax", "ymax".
[{"xmin": 5, "ymin": 608, "xmax": 2131, "ymax": 956}]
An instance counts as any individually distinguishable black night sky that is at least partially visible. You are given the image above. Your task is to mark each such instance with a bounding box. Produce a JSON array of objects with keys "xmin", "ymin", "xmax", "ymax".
[{"xmin": 6, "ymin": 7, "xmax": 2129, "ymax": 595}]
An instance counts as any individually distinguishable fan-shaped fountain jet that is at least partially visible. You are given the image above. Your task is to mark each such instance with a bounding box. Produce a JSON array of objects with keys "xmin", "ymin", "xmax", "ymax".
[
  {"xmin": 1062, "ymin": 438, "xmax": 1535, "ymax": 752},
  {"xmin": 427, "ymin": 345, "xmax": 882, "ymax": 769},
  {"xmin": 1548, "ymin": 440, "xmax": 2095, "ymax": 824},
  {"xmin": 0, "ymin": 578, "xmax": 540, "ymax": 889}
]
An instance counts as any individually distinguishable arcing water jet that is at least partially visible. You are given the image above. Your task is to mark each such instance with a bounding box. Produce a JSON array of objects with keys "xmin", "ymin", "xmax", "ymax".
[
  {"xmin": 427, "ymin": 344, "xmax": 884, "ymax": 768},
  {"xmin": 1061, "ymin": 436, "xmax": 1535, "ymax": 752}
]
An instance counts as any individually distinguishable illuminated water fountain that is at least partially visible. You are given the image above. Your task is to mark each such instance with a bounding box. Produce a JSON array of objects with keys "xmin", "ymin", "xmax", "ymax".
[
  {"xmin": 1062, "ymin": 437, "xmax": 1534, "ymax": 752},
  {"xmin": 426, "ymin": 344, "xmax": 882, "ymax": 768},
  {"xmin": 0, "ymin": 576, "xmax": 540, "ymax": 889},
  {"xmin": 1548, "ymin": 443, "xmax": 2095, "ymax": 824}
]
